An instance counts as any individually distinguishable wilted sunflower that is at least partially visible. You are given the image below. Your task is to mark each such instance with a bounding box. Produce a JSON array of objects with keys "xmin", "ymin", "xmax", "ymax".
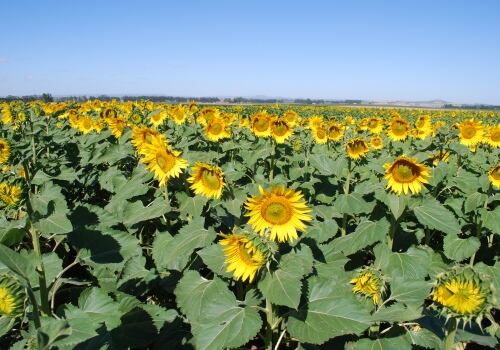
[
  {"xmin": 0, "ymin": 139, "xmax": 10, "ymax": 164},
  {"xmin": 140, "ymin": 143, "xmax": 188, "ymax": 187},
  {"xmin": 0, "ymin": 182, "xmax": 22, "ymax": 206},
  {"xmin": 251, "ymin": 111, "xmax": 272, "ymax": 137},
  {"xmin": 245, "ymin": 186, "xmax": 312, "ymax": 242},
  {"xmin": 384, "ymin": 156, "xmax": 430, "ymax": 195},
  {"xmin": 488, "ymin": 164, "xmax": 500, "ymax": 188},
  {"xmin": 312, "ymin": 123, "xmax": 328, "ymax": 144},
  {"xmin": 346, "ymin": 138, "xmax": 369, "ymax": 160},
  {"xmin": 351, "ymin": 270, "xmax": 383, "ymax": 305},
  {"xmin": 456, "ymin": 119, "xmax": 483, "ymax": 148},
  {"xmin": 188, "ymin": 162, "xmax": 224, "ymax": 199},
  {"xmin": 0, "ymin": 275, "xmax": 26, "ymax": 317},
  {"xmin": 327, "ymin": 121, "xmax": 344, "ymax": 142},
  {"xmin": 370, "ymin": 135, "xmax": 384, "ymax": 150},
  {"xmin": 483, "ymin": 125, "xmax": 500, "ymax": 148},
  {"xmin": 271, "ymin": 119, "xmax": 293, "ymax": 143},
  {"xmin": 204, "ymin": 116, "xmax": 231, "ymax": 142},
  {"xmin": 432, "ymin": 270, "xmax": 487, "ymax": 317},
  {"xmin": 131, "ymin": 125, "xmax": 167, "ymax": 152},
  {"xmin": 219, "ymin": 233, "xmax": 266, "ymax": 283},
  {"xmin": 387, "ymin": 118, "xmax": 410, "ymax": 141}
]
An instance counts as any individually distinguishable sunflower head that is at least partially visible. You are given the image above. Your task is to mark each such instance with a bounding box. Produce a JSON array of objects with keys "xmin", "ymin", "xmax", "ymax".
[
  {"xmin": 367, "ymin": 117, "xmax": 384, "ymax": 134},
  {"xmin": 271, "ymin": 119, "xmax": 293, "ymax": 143},
  {"xmin": 0, "ymin": 274, "xmax": 26, "ymax": 317},
  {"xmin": 415, "ymin": 115, "xmax": 431, "ymax": 130},
  {"xmin": 327, "ymin": 121, "xmax": 344, "ymax": 142},
  {"xmin": 346, "ymin": 138, "xmax": 369, "ymax": 160},
  {"xmin": 0, "ymin": 139, "xmax": 10, "ymax": 164},
  {"xmin": 204, "ymin": 116, "xmax": 231, "ymax": 142},
  {"xmin": 107, "ymin": 116, "xmax": 127, "ymax": 138},
  {"xmin": 219, "ymin": 232, "xmax": 267, "ymax": 283},
  {"xmin": 384, "ymin": 156, "xmax": 430, "ymax": 195},
  {"xmin": 131, "ymin": 125, "xmax": 167, "ymax": 152},
  {"xmin": 169, "ymin": 105, "xmax": 187, "ymax": 125},
  {"xmin": 456, "ymin": 119, "xmax": 483, "ymax": 147},
  {"xmin": 484, "ymin": 125, "xmax": 500, "ymax": 148},
  {"xmin": 188, "ymin": 162, "xmax": 225, "ymax": 199},
  {"xmin": 149, "ymin": 110, "xmax": 168, "ymax": 127},
  {"xmin": 282, "ymin": 110, "xmax": 299, "ymax": 127},
  {"xmin": 370, "ymin": 135, "xmax": 384, "ymax": 150},
  {"xmin": 431, "ymin": 268, "xmax": 490, "ymax": 321},
  {"xmin": 0, "ymin": 182, "xmax": 22, "ymax": 207},
  {"xmin": 488, "ymin": 164, "xmax": 500, "ymax": 189},
  {"xmin": 312, "ymin": 123, "xmax": 328, "ymax": 144},
  {"xmin": 251, "ymin": 111, "xmax": 272, "ymax": 137},
  {"xmin": 244, "ymin": 186, "xmax": 312, "ymax": 242},
  {"xmin": 387, "ymin": 118, "xmax": 410, "ymax": 141},
  {"xmin": 140, "ymin": 142, "xmax": 188, "ymax": 187},
  {"xmin": 350, "ymin": 269, "xmax": 385, "ymax": 305},
  {"xmin": 308, "ymin": 115, "xmax": 324, "ymax": 130}
]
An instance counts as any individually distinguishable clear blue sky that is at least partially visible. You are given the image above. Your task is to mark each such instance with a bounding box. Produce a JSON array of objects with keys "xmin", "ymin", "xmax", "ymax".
[{"xmin": 1, "ymin": 0, "xmax": 499, "ymax": 104}]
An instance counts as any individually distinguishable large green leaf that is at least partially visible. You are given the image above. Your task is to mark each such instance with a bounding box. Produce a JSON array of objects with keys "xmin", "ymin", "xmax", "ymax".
[
  {"xmin": 374, "ymin": 244, "xmax": 431, "ymax": 280},
  {"xmin": 331, "ymin": 219, "xmax": 389, "ymax": 255},
  {"xmin": 413, "ymin": 198, "xmax": 460, "ymax": 235},
  {"xmin": 288, "ymin": 277, "xmax": 372, "ymax": 344},
  {"xmin": 443, "ymin": 233, "xmax": 481, "ymax": 262},
  {"xmin": 153, "ymin": 218, "xmax": 216, "ymax": 271}
]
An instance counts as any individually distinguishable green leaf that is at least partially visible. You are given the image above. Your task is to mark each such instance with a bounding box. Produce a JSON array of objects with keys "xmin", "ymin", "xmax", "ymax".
[
  {"xmin": 177, "ymin": 193, "xmax": 208, "ymax": 219},
  {"xmin": 35, "ymin": 210, "xmax": 73, "ymax": 235},
  {"xmin": 443, "ymin": 233, "xmax": 481, "ymax": 261},
  {"xmin": 354, "ymin": 335, "xmax": 411, "ymax": 350},
  {"xmin": 308, "ymin": 219, "xmax": 339, "ymax": 243},
  {"xmin": 121, "ymin": 197, "xmax": 170, "ymax": 226},
  {"xmin": 309, "ymin": 154, "xmax": 338, "ymax": 175},
  {"xmin": 197, "ymin": 244, "xmax": 232, "ymax": 278},
  {"xmin": 331, "ymin": 219, "xmax": 389, "ymax": 255},
  {"xmin": 0, "ymin": 218, "xmax": 26, "ymax": 246},
  {"xmin": 464, "ymin": 192, "xmax": 488, "ymax": 213},
  {"xmin": 480, "ymin": 207, "xmax": 500, "ymax": 234},
  {"xmin": 375, "ymin": 245, "xmax": 431, "ymax": 280},
  {"xmin": 413, "ymin": 198, "xmax": 460, "ymax": 235},
  {"xmin": 387, "ymin": 277, "xmax": 432, "ymax": 306},
  {"xmin": 0, "ymin": 244, "xmax": 29, "ymax": 278},
  {"xmin": 371, "ymin": 303, "xmax": 423, "ymax": 322},
  {"xmin": 386, "ymin": 193, "xmax": 406, "ymax": 219},
  {"xmin": 153, "ymin": 218, "xmax": 216, "ymax": 271},
  {"xmin": 334, "ymin": 193, "xmax": 375, "ymax": 216},
  {"xmin": 258, "ymin": 247, "xmax": 312, "ymax": 309},
  {"xmin": 288, "ymin": 277, "xmax": 372, "ymax": 344}
]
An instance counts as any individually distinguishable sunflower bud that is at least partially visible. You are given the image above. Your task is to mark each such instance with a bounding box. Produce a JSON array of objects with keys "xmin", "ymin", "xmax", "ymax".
[{"xmin": 0, "ymin": 275, "xmax": 26, "ymax": 317}]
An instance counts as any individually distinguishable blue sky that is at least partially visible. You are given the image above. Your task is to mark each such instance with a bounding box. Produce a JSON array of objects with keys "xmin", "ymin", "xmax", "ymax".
[{"xmin": 1, "ymin": 0, "xmax": 499, "ymax": 104}]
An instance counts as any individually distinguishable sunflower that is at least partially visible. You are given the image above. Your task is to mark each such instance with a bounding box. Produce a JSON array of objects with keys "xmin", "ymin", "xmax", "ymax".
[
  {"xmin": 384, "ymin": 156, "xmax": 430, "ymax": 195},
  {"xmin": 282, "ymin": 110, "xmax": 299, "ymax": 127},
  {"xmin": 415, "ymin": 115, "xmax": 431, "ymax": 130},
  {"xmin": 271, "ymin": 119, "xmax": 293, "ymax": 143},
  {"xmin": 488, "ymin": 164, "xmax": 500, "ymax": 188},
  {"xmin": 0, "ymin": 139, "xmax": 10, "ymax": 164},
  {"xmin": 107, "ymin": 116, "xmax": 127, "ymax": 138},
  {"xmin": 370, "ymin": 135, "xmax": 384, "ymax": 150},
  {"xmin": 204, "ymin": 116, "xmax": 231, "ymax": 142},
  {"xmin": 308, "ymin": 115, "xmax": 323, "ymax": 130},
  {"xmin": 140, "ymin": 143, "xmax": 188, "ymax": 187},
  {"xmin": 245, "ymin": 186, "xmax": 312, "ymax": 242},
  {"xmin": 431, "ymin": 150, "xmax": 450, "ymax": 166},
  {"xmin": 149, "ymin": 110, "xmax": 168, "ymax": 127},
  {"xmin": 351, "ymin": 270, "xmax": 382, "ymax": 305},
  {"xmin": 346, "ymin": 138, "xmax": 369, "ymax": 160},
  {"xmin": 169, "ymin": 105, "xmax": 187, "ymax": 125},
  {"xmin": 77, "ymin": 115, "xmax": 94, "ymax": 134},
  {"xmin": 0, "ymin": 275, "xmax": 26, "ymax": 316},
  {"xmin": 483, "ymin": 125, "xmax": 500, "ymax": 148},
  {"xmin": 1, "ymin": 104, "xmax": 13, "ymax": 124},
  {"xmin": 456, "ymin": 119, "xmax": 483, "ymax": 147},
  {"xmin": 188, "ymin": 162, "xmax": 225, "ymax": 199},
  {"xmin": 0, "ymin": 182, "xmax": 22, "ymax": 206},
  {"xmin": 387, "ymin": 118, "xmax": 410, "ymax": 141},
  {"xmin": 131, "ymin": 125, "xmax": 166, "ymax": 152},
  {"xmin": 327, "ymin": 121, "xmax": 344, "ymax": 142},
  {"xmin": 412, "ymin": 127, "xmax": 432, "ymax": 140},
  {"xmin": 311, "ymin": 123, "xmax": 328, "ymax": 144},
  {"xmin": 366, "ymin": 117, "xmax": 384, "ymax": 134},
  {"xmin": 198, "ymin": 107, "xmax": 219, "ymax": 126},
  {"xmin": 432, "ymin": 270, "xmax": 487, "ymax": 317},
  {"xmin": 251, "ymin": 111, "xmax": 272, "ymax": 137},
  {"xmin": 188, "ymin": 101, "xmax": 198, "ymax": 115},
  {"xmin": 219, "ymin": 233, "xmax": 266, "ymax": 283}
]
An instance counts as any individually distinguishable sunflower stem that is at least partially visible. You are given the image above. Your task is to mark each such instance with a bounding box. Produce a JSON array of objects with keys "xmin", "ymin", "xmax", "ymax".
[
  {"xmin": 341, "ymin": 159, "xmax": 352, "ymax": 236},
  {"xmin": 30, "ymin": 225, "xmax": 51, "ymax": 316},
  {"xmin": 444, "ymin": 318, "xmax": 457, "ymax": 350},
  {"xmin": 388, "ymin": 215, "xmax": 397, "ymax": 251},
  {"xmin": 264, "ymin": 298, "xmax": 277, "ymax": 350},
  {"xmin": 269, "ymin": 139, "xmax": 276, "ymax": 181}
]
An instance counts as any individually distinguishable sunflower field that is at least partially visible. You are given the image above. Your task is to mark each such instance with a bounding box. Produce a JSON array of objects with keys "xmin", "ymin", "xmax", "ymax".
[{"xmin": 0, "ymin": 100, "xmax": 499, "ymax": 350}]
